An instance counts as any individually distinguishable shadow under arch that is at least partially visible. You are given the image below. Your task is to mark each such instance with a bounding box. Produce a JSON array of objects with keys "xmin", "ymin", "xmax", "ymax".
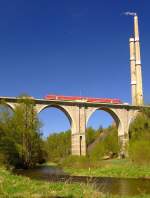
[{"xmin": 39, "ymin": 104, "xmax": 73, "ymax": 128}]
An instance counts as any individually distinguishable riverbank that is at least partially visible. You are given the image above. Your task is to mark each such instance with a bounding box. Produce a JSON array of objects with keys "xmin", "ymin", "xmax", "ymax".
[
  {"xmin": 0, "ymin": 166, "xmax": 101, "ymax": 197},
  {"xmin": 0, "ymin": 166, "xmax": 150, "ymax": 197},
  {"xmin": 61, "ymin": 158, "xmax": 150, "ymax": 179}
]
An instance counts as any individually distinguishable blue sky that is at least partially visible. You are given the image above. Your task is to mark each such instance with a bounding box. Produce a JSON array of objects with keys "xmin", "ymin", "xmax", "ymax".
[{"xmin": 0, "ymin": 0, "xmax": 150, "ymax": 136}]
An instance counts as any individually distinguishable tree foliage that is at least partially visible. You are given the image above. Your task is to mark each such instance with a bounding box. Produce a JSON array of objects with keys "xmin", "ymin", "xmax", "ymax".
[
  {"xmin": 45, "ymin": 130, "xmax": 71, "ymax": 162},
  {"xmin": 129, "ymin": 108, "xmax": 150, "ymax": 140},
  {"xmin": 129, "ymin": 108, "xmax": 150, "ymax": 164},
  {"xmin": 89, "ymin": 126, "xmax": 119, "ymax": 160},
  {"xmin": 0, "ymin": 97, "xmax": 46, "ymax": 169},
  {"xmin": 45, "ymin": 126, "xmax": 119, "ymax": 163},
  {"xmin": 86, "ymin": 127, "xmax": 98, "ymax": 146}
]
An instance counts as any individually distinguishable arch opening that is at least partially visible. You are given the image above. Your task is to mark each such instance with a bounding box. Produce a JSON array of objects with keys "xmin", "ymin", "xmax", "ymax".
[
  {"xmin": 39, "ymin": 105, "xmax": 72, "ymax": 137},
  {"xmin": 86, "ymin": 107, "xmax": 121, "ymax": 159},
  {"xmin": 38, "ymin": 105, "xmax": 72, "ymax": 162},
  {"xmin": 0, "ymin": 104, "xmax": 14, "ymax": 118}
]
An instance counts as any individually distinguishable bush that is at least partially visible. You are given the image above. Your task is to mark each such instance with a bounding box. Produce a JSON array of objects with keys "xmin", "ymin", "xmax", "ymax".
[
  {"xmin": 60, "ymin": 156, "xmax": 89, "ymax": 168},
  {"xmin": 60, "ymin": 155, "xmax": 102, "ymax": 168},
  {"xmin": 45, "ymin": 130, "xmax": 71, "ymax": 162},
  {"xmin": 89, "ymin": 126, "xmax": 119, "ymax": 160},
  {"xmin": 86, "ymin": 127, "xmax": 99, "ymax": 146},
  {"xmin": 129, "ymin": 108, "xmax": 150, "ymax": 165},
  {"xmin": 89, "ymin": 143, "xmax": 105, "ymax": 160},
  {"xmin": 129, "ymin": 140, "xmax": 150, "ymax": 165}
]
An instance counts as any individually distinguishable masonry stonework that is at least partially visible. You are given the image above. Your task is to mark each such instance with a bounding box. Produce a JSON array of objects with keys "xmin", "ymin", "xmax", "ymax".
[{"xmin": 3, "ymin": 98, "xmax": 142, "ymax": 158}]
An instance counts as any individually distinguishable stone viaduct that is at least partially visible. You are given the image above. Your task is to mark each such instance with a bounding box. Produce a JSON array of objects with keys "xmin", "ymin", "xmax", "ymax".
[
  {"xmin": 1, "ymin": 96, "xmax": 145, "ymax": 158},
  {"xmin": 0, "ymin": 14, "xmax": 147, "ymax": 158}
]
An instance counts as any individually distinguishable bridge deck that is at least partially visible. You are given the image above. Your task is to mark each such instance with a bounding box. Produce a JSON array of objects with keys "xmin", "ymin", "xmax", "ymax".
[{"xmin": 0, "ymin": 96, "xmax": 147, "ymax": 110}]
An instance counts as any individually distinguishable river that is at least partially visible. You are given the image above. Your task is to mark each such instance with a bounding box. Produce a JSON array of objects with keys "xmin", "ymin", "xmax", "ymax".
[{"xmin": 14, "ymin": 165, "xmax": 150, "ymax": 196}]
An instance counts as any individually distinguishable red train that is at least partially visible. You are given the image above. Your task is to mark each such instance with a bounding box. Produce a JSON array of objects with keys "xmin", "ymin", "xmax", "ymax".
[{"xmin": 44, "ymin": 94, "xmax": 122, "ymax": 104}]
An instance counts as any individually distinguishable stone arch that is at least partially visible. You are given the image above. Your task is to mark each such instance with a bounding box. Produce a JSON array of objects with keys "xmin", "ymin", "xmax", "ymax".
[
  {"xmin": 37, "ymin": 104, "xmax": 73, "ymax": 128},
  {"xmin": 1, "ymin": 102, "xmax": 16, "ymax": 112},
  {"xmin": 86, "ymin": 106, "xmax": 125, "ymax": 156},
  {"xmin": 128, "ymin": 110, "xmax": 140, "ymax": 128},
  {"xmin": 128, "ymin": 109, "xmax": 140, "ymax": 139},
  {"xmin": 86, "ymin": 106, "xmax": 122, "ymax": 129}
]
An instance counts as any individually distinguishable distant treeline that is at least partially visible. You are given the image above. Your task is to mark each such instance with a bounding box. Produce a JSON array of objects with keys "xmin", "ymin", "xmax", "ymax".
[{"xmin": 45, "ymin": 125, "xmax": 119, "ymax": 163}]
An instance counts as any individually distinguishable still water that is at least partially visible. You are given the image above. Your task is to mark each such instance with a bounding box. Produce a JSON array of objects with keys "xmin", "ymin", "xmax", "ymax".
[{"xmin": 14, "ymin": 165, "xmax": 150, "ymax": 196}]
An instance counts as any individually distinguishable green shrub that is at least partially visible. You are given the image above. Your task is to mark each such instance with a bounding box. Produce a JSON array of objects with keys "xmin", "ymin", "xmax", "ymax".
[
  {"xmin": 45, "ymin": 130, "xmax": 71, "ymax": 162},
  {"xmin": 89, "ymin": 126, "xmax": 119, "ymax": 160},
  {"xmin": 86, "ymin": 127, "xmax": 100, "ymax": 146},
  {"xmin": 129, "ymin": 140, "xmax": 150, "ymax": 165},
  {"xmin": 60, "ymin": 155, "xmax": 102, "ymax": 168},
  {"xmin": 129, "ymin": 108, "xmax": 150, "ymax": 165},
  {"xmin": 103, "ymin": 127, "xmax": 119, "ymax": 155},
  {"xmin": 61, "ymin": 156, "xmax": 90, "ymax": 168},
  {"xmin": 89, "ymin": 143, "xmax": 105, "ymax": 160}
]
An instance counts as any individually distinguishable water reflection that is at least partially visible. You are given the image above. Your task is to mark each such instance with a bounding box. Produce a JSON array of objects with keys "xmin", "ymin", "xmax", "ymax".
[{"xmin": 14, "ymin": 165, "xmax": 150, "ymax": 196}]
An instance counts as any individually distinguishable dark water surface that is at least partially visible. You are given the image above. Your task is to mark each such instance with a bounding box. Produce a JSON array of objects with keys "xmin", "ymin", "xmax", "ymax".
[{"xmin": 14, "ymin": 165, "xmax": 150, "ymax": 196}]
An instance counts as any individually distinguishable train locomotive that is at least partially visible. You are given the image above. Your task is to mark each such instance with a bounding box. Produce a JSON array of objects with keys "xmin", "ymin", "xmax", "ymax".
[{"xmin": 44, "ymin": 94, "xmax": 122, "ymax": 104}]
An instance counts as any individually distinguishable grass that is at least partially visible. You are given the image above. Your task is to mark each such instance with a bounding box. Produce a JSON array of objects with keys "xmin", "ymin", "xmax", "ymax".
[
  {"xmin": 0, "ymin": 166, "xmax": 103, "ymax": 198},
  {"xmin": 62, "ymin": 158, "xmax": 150, "ymax": 179},
  {"xmin": 0, "ymin": 166, "xmax": 150, "ymax": 197}
]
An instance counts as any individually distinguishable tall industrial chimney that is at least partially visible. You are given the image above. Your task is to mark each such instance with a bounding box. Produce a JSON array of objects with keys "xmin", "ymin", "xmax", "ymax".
[
  {"xmin": 129, "ymin": 37, "xmax": 136, "ymax": 105},
  {"xmin": 134, "ymin": 14, "xmax": 144, "ymax": 105}
]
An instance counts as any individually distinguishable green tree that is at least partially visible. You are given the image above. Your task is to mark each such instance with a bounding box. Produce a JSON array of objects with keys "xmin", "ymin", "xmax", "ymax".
[
  {"xmin": 89, "ymin": 126, "xmax": 119, "ymax": 160},
  {"xmin": 103, "ymin": 126, "xmax": 119, "ymax": 155},
  {"xmin": 129, "ymin": 108, "xmax": 150, "ymax": 164},
  {"xmin": 129, "ymin": 108, "xmax": 150, "ymax": 141},
  {"xmin": 86, "ymin": 127, "xmax": 97, "ymax": 146},
  {"xmin": 45, "ymin": 130, "xmax": 71, "ymax": 162},
  {"xmin": 0, "ymin": 97, "xmax": 46, "ymax": 168}
]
